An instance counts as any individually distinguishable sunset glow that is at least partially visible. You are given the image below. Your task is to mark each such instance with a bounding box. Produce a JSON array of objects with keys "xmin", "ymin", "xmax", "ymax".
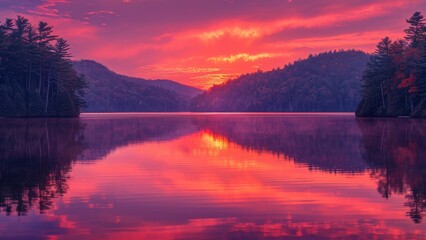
[
  {"xmin": 32, "ymin": 128, "xmax": 426, "ymax": 239},
  {"xmin": 1, "ymin": 0, "xmax": 425, "ymax": 88},
  {"xmin": 1, "ymin": 114, "xmax": 426, "ymax": 239}
]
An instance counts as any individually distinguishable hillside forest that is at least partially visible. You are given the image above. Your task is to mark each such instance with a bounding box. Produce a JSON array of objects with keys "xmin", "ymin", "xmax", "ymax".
[{"xmin": 191, "ymin": 50, "xmax": 369, "ymax": 112}]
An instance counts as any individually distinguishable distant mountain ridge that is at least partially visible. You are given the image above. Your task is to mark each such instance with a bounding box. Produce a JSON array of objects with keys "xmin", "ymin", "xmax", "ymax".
[
  {"xmin": 191, "ymin": 50, "xmax": 370, "ymax": 112},
  {"xmin": 73, "ymin": 60, "xmax": 202, "ymax": 112}
]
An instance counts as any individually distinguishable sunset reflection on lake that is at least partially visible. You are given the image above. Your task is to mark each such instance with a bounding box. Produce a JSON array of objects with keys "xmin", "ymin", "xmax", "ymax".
[{"xmin": 1, "ymin": 113, "xmax": 426, "ymax": 239}]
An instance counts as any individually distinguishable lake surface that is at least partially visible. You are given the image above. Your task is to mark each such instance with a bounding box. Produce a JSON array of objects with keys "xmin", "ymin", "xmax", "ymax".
[{"xmin": 1, "ymin": 113, "xmax": 426, "ymax": 239}]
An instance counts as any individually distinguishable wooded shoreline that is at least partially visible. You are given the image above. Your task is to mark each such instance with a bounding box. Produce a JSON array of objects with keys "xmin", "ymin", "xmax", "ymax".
[{"xmin": 2, "ymin": 12, "xmax": 426, "ymax": 118}]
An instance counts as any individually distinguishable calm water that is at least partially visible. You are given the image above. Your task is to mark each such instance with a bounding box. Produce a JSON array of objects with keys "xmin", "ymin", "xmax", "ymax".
[{"xmin": 1, "ymin": 113, "xmax": 426, "ymax": 239}]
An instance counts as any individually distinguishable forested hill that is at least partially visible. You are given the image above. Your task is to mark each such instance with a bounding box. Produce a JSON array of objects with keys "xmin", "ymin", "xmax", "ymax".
[
  {"xmin": 73, "ymin": 60, "xmax": 202, "ymax": 112},
  {"xmin": 191, "ymin": 50, "xmax": 370, "ymax": 112}
]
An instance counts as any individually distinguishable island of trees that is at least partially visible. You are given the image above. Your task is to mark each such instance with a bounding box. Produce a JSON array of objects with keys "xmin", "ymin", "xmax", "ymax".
[
  {"xmin": 0, "ymin": 16, "xmax": 86, "ymax": 117},
  {"xmin": 356, "ymin": 12, "xmax": 426, "ymax": 118}
]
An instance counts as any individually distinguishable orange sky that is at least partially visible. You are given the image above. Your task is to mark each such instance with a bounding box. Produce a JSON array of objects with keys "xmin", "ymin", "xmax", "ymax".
[{"xmin": 1, "ymin": 0, "xmax": 425, "ymax": 89}]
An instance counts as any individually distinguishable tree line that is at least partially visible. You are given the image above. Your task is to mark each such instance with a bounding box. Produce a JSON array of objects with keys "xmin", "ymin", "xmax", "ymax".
[
  {"xmin": 356, "ymin": 12, "xmax": 426, "ymax": 117},
  {"xmin": 0, "ymin": 16, "xmax": 86, "ymax": 117}
]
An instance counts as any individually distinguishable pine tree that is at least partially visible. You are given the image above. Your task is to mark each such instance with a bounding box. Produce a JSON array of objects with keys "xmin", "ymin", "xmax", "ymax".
[
  {"xmin": 357, "ymin": 37, "xmax": 395, "ymax": 116},
  {"xmin": 405, "ymin": 12, "xmax": 425, "ymax": 48}
]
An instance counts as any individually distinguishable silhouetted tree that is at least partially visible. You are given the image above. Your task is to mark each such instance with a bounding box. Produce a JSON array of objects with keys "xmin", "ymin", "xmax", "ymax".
[
  {"xmin": 405, "ymin": 12, "xmax": 426, "ymax": 48},
  {"xmin": 357, "ymin": 37, "xmax": 403, "ymax": 116}
]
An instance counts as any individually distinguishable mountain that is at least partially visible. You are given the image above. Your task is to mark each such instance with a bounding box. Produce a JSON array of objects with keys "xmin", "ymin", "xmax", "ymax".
[
  {"xmin": 131, "ymin": 78, "xmax": 201, "ymax": 98},
  {"xmin": 73, "ymin": 60, "xmax": 202, "ymax": 112},
  {"xmin": 191, "ymin": 50, "xmax": 370, "ymax": 112}
]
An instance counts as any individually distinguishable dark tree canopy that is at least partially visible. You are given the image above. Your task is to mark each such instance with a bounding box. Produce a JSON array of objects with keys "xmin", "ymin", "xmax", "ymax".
[
  {"xmin": 0, "ymin": 16, "xmax": 86, "ymax": 117},
  {"xmin": 356, "ymin": 12, "xmax": 426, "ymax": 118},
  {"xmin": 191, "ymin": 50, "xmax": 369, "ymax": 112}
]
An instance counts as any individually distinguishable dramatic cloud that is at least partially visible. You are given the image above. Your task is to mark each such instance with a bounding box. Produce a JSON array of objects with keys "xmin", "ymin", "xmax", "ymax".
[
  {"xmin": 1, "ymin": 0, "xmax": 425, "ymax": 88},
  {"xmin": 208, "ymin": 53, "xmax": 283, "ymax": 64}
]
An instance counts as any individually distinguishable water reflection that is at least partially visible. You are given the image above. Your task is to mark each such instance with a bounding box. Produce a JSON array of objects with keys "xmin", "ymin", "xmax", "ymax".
[
  {"xmin": 78, "ymin": 115, "xmax": 197, "ymax": 161},
  {"xmin": 357, "ymin": 118, "xmax": 426, "ymax": 223},
  {"xmin": 0, "ymin": 118, "xmax": 84, "ymax": 215},
  {"xmin": 192, "ymin": 115, "xmax": 366, "ymax": 173},
  {"xmin": 0, "ymin": 114, "xmax": 425, "ymax": 239}
]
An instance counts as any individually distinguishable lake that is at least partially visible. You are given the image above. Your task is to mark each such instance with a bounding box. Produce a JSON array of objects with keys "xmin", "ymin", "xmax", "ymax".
[{"xmin": 1, "ymin": 113, "xmax": 426, "ymax": 239}]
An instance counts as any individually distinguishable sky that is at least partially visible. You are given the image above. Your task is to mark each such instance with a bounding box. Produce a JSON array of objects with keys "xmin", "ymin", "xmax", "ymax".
[{"xmin": 0, "ymin": 0, "xmax": 425, "ymax": 89}]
